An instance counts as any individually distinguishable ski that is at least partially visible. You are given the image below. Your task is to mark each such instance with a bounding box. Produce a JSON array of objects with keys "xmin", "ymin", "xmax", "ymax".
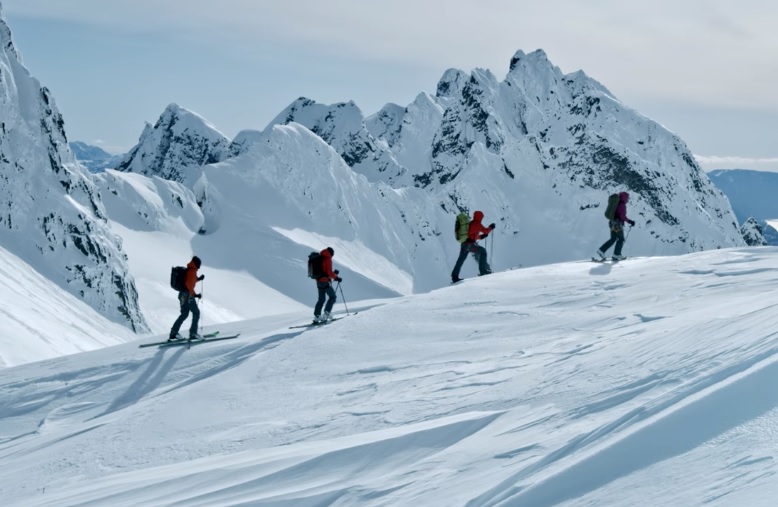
[
  {"xmin": 289, "ymin": 312, "xmax": 357, "ymax": 329},
  {"xmin": 138, "ymin": 331, "xmax": 234, "ymax": 348},
  {"xmin": 178, "ymin": 334, "xmax": 240, "ymax": 348},
  {"xmin": 591, "ymin": 257, "xmax": 627, "ymax": 263},
  {"xmin": 290, "ymin": 318, "xmax": 342, "ymax": 329}
]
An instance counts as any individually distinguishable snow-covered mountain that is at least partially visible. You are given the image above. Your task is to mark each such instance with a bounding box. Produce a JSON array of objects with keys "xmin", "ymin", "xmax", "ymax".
[
  {"xmin": 114, "ymin": 103, "xmax": 230, "ymax": 184},
  {"xmin": 267, "ymin": 98, "xmax": 409, "ymax": 186},
  {"xmin": 228, "ymin": 128, "xmax": 262, "ymax": 157},
  {"xmin": 709, "ymin": 168, "xmax": 778, "ymax": 245},
  {"xmin": 108, "ymin": 49, "xmax": 745, "ymax": 307},
  {"xmin": 259, "ymin": 50, "xmax": 744, "ymax": 266},
  {"xmin": 4, "ymin": 248, "xmax": 778, "ymax": 506},
  {"xmin": 69, "ymin": 141, "xmax": 123, "ymax": 172},
  {"xmin": 196, "ymin": 123, "xmax": 452, "ymax": 295},
  {"xmin": 91, "ymin": 168, "xmax": 311, "ymax": 334},
  {"xmin": 0, "ymin": 6, "xmax": 147, "ymax": 333}
]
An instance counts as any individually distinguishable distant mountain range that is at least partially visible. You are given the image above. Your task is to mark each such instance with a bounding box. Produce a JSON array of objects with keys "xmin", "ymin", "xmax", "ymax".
[
  {"xmin": 69, "ymin": 141, "xmax": 124, "ymax": 172},
  {"xmin": 708, "ymin": 169, "xmax": 778, "ymax": 245}
]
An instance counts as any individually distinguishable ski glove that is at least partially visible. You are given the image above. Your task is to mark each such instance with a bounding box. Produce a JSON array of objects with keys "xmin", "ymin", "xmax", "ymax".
[
  {"xmin": 335, "ymin": 277, "xmax": 343, "ymax": 283},
  {"xmin": 628, "ymin": 220, "xmax": 636, "ymax": 226},
  {"xmin": 489, "ymin": 223, "xmax": 496, "ymax": 229},
  {"xmin": 479, "ymin": 233, "xmax": 489, "ymax": 240},
  {"xmin": 198, "ymin": 274, "xmax": 205, "ymax": 281},
  {"xmin": 194, "ymin": 293, "xmax": 202, "ymax": 299},
  {"xmin": 334, "ymin": 269, "xmax": 339, "ymax": 275}
]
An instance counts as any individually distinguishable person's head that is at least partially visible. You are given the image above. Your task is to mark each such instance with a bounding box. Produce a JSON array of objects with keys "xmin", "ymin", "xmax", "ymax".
[
  {"xmin": 191, "ymin": 255, "xmax": 202, "ymax": 269},
  {"xmin": 619, "ymin": 192, "xmax": 629, "ymax": 203},
  {"xmin": 326, "ymin": 247, "xmax": 334, "ymax": 257},
  {"xmin": 473, "ymin": 210, "xmax": 484, "ymax": 222}
]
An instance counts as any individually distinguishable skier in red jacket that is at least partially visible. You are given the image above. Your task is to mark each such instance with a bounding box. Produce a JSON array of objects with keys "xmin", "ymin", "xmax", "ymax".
[
  {"xmin": 451, "ymin": 211, "xmax": 495, "ymax": 283},
  {"xmin": 313, "ymin": 247, "xmax": 342, "ymax": 323},
  {"xmin": 169, "ymin": 255, "xmax": 205, "ymax": 341}
]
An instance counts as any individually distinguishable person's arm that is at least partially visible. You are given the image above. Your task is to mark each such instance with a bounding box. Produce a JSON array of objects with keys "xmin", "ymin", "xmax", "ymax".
[{"xmin": 478, "ymin": 222, "xmax": 496, "ymax": 239}]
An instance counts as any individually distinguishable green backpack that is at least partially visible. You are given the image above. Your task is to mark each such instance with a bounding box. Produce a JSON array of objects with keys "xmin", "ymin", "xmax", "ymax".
[
  {"xmin": 455, "ymin": 213, "xmax": 470, "ymax": 243},
  {"xmin": 604, "ymin": 193, "xmax": 619, "ymax": 220}
]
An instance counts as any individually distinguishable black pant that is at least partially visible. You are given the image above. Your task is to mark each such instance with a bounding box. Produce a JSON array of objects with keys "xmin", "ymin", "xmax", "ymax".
[
  {"xmin": 599, "ymin": 221, "xmax": 625, "ymax": 256},
  {"xmin": 451, "ymin": 241, "xmax": 492, "ymax": 278},
  {"xmin": 171, "ymin": 292, "xmax": 200, "ymax": 337},
  {"xmin": 314, "ymin": 281, "xmax": 337, "ymax": 316}
]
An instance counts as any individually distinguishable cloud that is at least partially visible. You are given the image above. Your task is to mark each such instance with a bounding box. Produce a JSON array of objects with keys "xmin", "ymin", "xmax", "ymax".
[
  {"xmin": 6, "ymin": 0, "xmax": 778, "ymax": 155},
  {"xmin": 695, "ymin": 155, "xmax": 778, "ymax": 172},
  {"xmin": 6, "ymin": 0, "xmax": 778, "ymax": 113}
]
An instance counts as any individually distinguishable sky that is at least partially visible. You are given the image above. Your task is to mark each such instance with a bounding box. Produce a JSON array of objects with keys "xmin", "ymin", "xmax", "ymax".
[
  {"xmin": 4, "ymin": 246, "xmax": 778, "ymax": 505},
  {"xmin": 3, "ymin": 0, "xmax": 778, "ymax": 171}
]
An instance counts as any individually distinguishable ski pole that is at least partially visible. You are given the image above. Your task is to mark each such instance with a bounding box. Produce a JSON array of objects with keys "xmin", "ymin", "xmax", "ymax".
[
  {"xmin": 337, "ymin": 281, "xmax": 350, "ymax": 315},
  {"xmin": 490, "ymin": 232, "xmax": 494, "ymax": 267},
  {"xmin": 199, "ymin": 278, "xmax": 204, "ymax": 334},
  {"xmin": 622, "ymin": 224, "xmax": 632, "ymax": 257}
]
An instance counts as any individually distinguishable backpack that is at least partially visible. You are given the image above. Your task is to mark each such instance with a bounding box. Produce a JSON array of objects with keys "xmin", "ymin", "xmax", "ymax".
[
  {"xmin": 307, "ymin": 252, "xmax": 324, "ymax": 279},
  {"xmin": 455, "ymin": 212, "xmax": 470, "ymax": 243},
  {"xmin": 604, "ymin": 193, "xmax": 619, "ymax": 220},
  {"xmin": 170, "ymin": 266, "xmax": 187, "ymax": 292}
]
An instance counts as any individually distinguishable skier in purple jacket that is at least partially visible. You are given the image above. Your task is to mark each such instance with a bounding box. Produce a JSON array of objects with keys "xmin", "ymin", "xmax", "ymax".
[{"xmin": 595, "ymin": 192, "xmax": 635, "ymax": 261}]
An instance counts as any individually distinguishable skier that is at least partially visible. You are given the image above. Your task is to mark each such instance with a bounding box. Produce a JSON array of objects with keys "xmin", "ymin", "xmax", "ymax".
[
  {"xmin": 595, "ymin": 191, "xmax": 636, "ymax": 261},
  {"xmin": 313, "ymin": 247, "xmax": 342, "ymax": 323},
  {"xmin": 451, "ymin": 210, "xmax": 495, "ymax": 283},
  {"xmin": 168, "ymin": 255, "xmax": 205, "ymax": 341}
]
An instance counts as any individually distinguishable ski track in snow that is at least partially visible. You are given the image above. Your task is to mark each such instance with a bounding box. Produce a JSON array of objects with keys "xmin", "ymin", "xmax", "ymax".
[{"xmin": 2, "ymin": 249, "xmax": 778, "ymax": 505}]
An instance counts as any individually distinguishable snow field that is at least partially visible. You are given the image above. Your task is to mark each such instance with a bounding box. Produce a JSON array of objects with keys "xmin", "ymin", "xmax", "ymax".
[{"xmin": 2, "ymin": 248, "xmax": 778, "ymax": 505}]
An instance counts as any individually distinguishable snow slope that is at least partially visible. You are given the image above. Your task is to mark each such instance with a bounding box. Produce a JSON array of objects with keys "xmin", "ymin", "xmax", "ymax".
[
  {"xmin": 2, "ymin": 248, "xmax": 778, "ymax": 506},
  {"xmin": 93, "ymin": 169, "xmax": 309, "ymax": 334},
  {"xmin": 0, "ymin": 244, "xmax": 133, "ymax": 368}
]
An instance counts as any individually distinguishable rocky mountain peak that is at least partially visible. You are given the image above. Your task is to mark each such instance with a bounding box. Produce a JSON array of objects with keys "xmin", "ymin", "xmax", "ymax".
[
  {"xmin": 740, "ymin": 217, "xmax": 767, "ymax": 246},
  {"xmin": 115, "ymin": 103, "xmax": 229, "ymax": 183},
  {"xmin": 0, "ymin": 9, "xmax": 147, "ymax": 332},
  {"xmin": 266, "ymin": 97, "xmax": 408, "ymax": 186}
]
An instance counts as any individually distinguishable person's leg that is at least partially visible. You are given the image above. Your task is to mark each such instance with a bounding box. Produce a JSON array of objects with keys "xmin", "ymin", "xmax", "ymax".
[
  {"xmin": 599, "ymin": 230, "xmax": 618, "ymax": 253},
  {"xmin": 188, "ymin": 298, "xmax": 200, "ymax": 337},
  {"xmin": 323, "ymin": 284, "xmax": 338, "ymax": 315},
  {"xmin": 170, "ymin": 292, "xmax": 190, "ymax": 337},
  {"xmin": 451, "ymin": 243, "xmax": 470, "ymax": 280},
  {"xmin": 598, "ymin": 238, "xmax": 614, "ymax": 253},
  {"xmin": 613, "ymin": 228, "xmax": 626, "ymax": 256},
  {"xmin": 477, "ymin": 246, "xmax": 492, "ymax": 275},
  {"xmin": 314, "ymin": 282, "xmax": 327, "ymax": 317}
]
